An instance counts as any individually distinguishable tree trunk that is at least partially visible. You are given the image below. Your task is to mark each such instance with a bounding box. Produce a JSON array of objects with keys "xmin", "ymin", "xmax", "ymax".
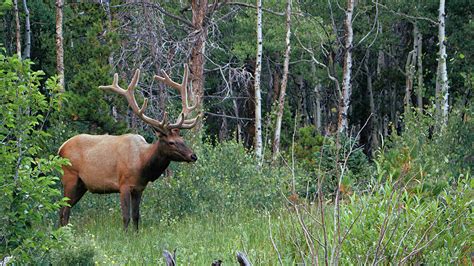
[
  {"xmin": 415, "ymin": 24, "xmax": 424, "ymax": 110},
  {"xmin": 272, "ymin": 0, "xmax": 292, "ymax": 161},
  {"xmin": 365, "ymin": 50, "xmax": 378, "ymax": 155},
  {"xmin": 338, "ymin": 0, "xmax": 354, "ymax": 134},
  {"xmin": 436, "ymin": 0, "xmax": 449, "ymax": 124},
  {"xmin": 404, "ymin": 49, "xmax": 415, "ymax": 109},
  {"xmin": 13, "ymin": 0, "xmax": 21, "ymax": 58},
  {"xmin": 233, "ymin": 98, "xmax": 242, "ymax": 143},
  {"xmin": 189, "ymin": 0, "xmax": 208, "ymax": 119},
  {"xmin": 22, "ymin": 0, "xmax": 30, "ymax": 59},
  {"xmin": 56, "ymin": 0, "xmax": 65, "ymax": 92},
  {"xmin": 219, "ymin": 110, "xmax": 228, "ymax": 141},
  {"xmin": 104, "ymin": 0, "xmax": 114, "ymax": 67},
  {"xmin": 310, "ymin": 60, "xmax": 322, "ymax": 131},
  {"xmin": 314, "ymin": 83, "xmax": 322, "ymax": 131},
  {"xmin": 254, "ymin": 0, "xmax": 263, "ymax": 161}
]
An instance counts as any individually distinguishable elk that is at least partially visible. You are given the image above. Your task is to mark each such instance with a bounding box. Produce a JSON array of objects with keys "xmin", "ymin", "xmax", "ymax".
[{"xmin": 58, "ymin": 65, "xmax": 201, "ymax": 230}]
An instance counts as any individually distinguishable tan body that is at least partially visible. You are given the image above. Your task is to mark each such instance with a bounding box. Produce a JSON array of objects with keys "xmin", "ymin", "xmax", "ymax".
[
  {"xmin": 59, "ymin": 65, "xmax": 200, "ymax": 230},
  {"xmin": 59, "ymin": 134, "xmax": 163, "ymax": 193}
]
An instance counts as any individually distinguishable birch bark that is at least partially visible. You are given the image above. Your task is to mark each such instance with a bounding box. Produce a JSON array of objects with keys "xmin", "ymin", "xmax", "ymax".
[
  {"xmin": 415, "ymin": 24, "xmax": 424, "ymax": 110},
  {"xmin": 436, "ymin": 0, "xmax": 449, "ymax": 124},
  {"xmin": 13, "ymin": 0, "xmax": 21, "ymax": 58},
  {"xmin": 272, "ymin": 0, "xmax": 292, "ymax": 161},
  {"xmin": 22, "ymin": 0, "xmax": 31, "ymax": 59},
  {"xmin": 338, "ymin": 0, "xmax": 354, "ymax": 134},
  {"xmin": 254, "ymin": 0, "xmax": 263, "ymax": 161},
  {"xmin": 56, "ymin": 0, "xmax": 65, "ymax": 92}
]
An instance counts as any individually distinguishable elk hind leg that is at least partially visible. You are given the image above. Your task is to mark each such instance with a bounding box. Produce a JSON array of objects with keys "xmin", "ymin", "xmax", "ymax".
[{"xmin": 60, "ymin": 173, "xmax": 87, "ymax": 226}]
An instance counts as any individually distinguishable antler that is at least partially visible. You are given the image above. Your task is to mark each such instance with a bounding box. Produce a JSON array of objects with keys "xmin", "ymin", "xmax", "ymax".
[
  {"xmin": 99, "ymin": 69, "xmax": 170, "ymax": 134},
  {"xmin": 154, "ymin": 64, "xmax": 201, "ymax": 130},
  {"xmin": 99, "ymin": 65, "xmax": 201, "ymax": 134}
]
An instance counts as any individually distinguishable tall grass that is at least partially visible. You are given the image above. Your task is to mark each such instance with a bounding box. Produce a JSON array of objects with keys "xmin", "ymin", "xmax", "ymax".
[{"xmin": 72, "ymin": 207, "xmax": 293, "ymax": 265}]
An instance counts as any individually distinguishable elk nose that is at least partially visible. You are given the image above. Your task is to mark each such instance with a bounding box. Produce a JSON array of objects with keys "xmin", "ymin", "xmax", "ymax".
[{"xmin": 190, "ymin": 154, "xmax": 198, "ymax": 162}]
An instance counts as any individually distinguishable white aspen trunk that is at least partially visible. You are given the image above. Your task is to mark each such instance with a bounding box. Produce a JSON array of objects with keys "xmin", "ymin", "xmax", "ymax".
[
  {"xmin": 272, "ymin": 0, "xmax": 292, "ymax": 161},
  {"xmin": 415, "ymin": 24, "xmax": 424, "ymax": 110},
  {"xmin": 233, "ymin": 97, "xmax": 242, "ymax": 143},
  {"xmin": 56, "ymin": 0, "xmax": 65, "ymax": 92},
  {"xmin": 338, "ymin": 0, "xmax": 354, "ymax": 134},
  {"xmin": 254, "ymin": 0, "xmax": 263, "ymax": 161},
  {"xmin": 230, "ymin": 72, "xmax": 242, "ymax": 143},
  {"xmin": 22, "ymin": 0, "xmax": 31, "ymax": 59},
  {"xmin": 404, "ymin": 49, "xmax": 415, "ymax": 109},
  {"xmin": 314, "ymin": 83, "xmax": 322, "ymax": 131},
  {"xmin": 437, "ymin": 0, "xmax": 449, "ymax": 124},
  {"xmin": 13, "ymin": 0, "xmax": 21, "ymax": 58}
]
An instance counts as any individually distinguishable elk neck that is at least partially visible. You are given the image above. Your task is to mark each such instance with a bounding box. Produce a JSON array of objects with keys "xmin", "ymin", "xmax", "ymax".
[{"xmin": 141, "ymin": 141, "xmax": 171, "ymax": 183}]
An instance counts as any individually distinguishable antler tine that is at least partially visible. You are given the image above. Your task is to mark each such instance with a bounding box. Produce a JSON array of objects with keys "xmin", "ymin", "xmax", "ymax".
[
  {"xmin": 100, "ymin": 69, "xmax": 170, "ymax": 134},
  {"xmin": 177, "ymin": 113, "xmax": 202, "ymax": 129},
  {"xmin": 154, "ymin": 64, "xmax": 201, "ymax": 131},
  {"xmin": 99, "ymin": 73, "xmax": 125, "ymax": 94},
  {"xmin": 154, "ymin": 71, "xmax": 181, "ymax": 90}
]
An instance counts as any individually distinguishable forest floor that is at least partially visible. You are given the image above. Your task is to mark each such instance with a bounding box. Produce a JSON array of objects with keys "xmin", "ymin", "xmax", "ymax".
[{"xmin": 72, "ymin": 203, "xmax": 292, "ymax": 265}]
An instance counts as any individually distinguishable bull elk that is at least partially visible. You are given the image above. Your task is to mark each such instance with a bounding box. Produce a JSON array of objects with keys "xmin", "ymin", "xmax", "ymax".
[{"xmin": 58, "ymin": 65, "xmax": 201, "ymax": 230}]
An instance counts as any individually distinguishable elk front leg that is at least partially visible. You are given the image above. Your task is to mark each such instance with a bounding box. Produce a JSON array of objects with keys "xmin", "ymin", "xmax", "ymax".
[
  {"xmin": 131, "ymin": 190, "xmax": 143, "ymax": 231},
  {"xmin": 119, "ymin": 186, "xmax": 132, "ymax": 230}
]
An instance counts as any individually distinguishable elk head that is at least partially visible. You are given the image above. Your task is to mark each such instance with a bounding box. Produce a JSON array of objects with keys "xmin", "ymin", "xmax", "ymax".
[{"xmin": 99, "ymin": 64, "xmax": 201, "ymax": 163}]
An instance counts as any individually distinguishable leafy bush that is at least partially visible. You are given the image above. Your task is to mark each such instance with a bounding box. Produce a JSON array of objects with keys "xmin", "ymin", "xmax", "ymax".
[
  {"xmin": 338, "ymin": 166, "xmax": 472, "ymax": 264},
  {"xmin": 274, "ymin": 106, "xmax": 473, "ymax": 265},
  {"xmin": 379, "ymin": 106, "xmax": 473, "ymax": 197},
  {"xmin": 0, "ymin": 53, "xmax": 69, "ymax": 262},
  {"xmin": 143, "ymin": 139, "xmax": 289, "ymax": 219},
  {"xmin": 294, "ymin": 126, "xmax": 372, "ymax": 198},
  {"xmin": 49, "ymin": 226, "xmax": 96, "ymax": 266}
]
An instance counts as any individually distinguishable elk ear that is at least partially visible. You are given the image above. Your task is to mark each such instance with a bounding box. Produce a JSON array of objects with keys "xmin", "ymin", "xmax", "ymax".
[
  {"xmin": 152, "ymin": 127, "xmax": 167, "ymax": 138},
  {"xmin": 171, "ymin": 128, "xmax": 180, "ymax": 135}
]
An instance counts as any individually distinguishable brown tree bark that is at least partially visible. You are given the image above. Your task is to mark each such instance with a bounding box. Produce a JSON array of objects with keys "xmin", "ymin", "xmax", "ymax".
[
  {"xmin": 365, "ymin": 50, "xmax": 378, "ymax": 155},
  {"xmin": 189, "ymin": 0, "xmax": 208, "ymax": 117}
]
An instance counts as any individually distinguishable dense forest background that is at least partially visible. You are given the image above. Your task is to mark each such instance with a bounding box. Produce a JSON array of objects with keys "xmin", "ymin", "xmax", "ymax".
[{"xmin": 1, "ymin": 0, "xmax": 472, "ymax": 264}]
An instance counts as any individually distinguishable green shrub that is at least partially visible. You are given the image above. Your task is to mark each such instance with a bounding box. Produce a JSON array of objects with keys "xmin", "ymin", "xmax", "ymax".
[
  {"xmin": 0, "ymin": 53, "xmax": 69, "ymax": 262},
  {"xmin": 379, "ymin": 106, "xmax": 473, "ymax": 197},
  {"xmin": 293, "ymin": 126, "xmax": 372, "ymax": 198},
  {"xmin": 49, "ymin": 226, "xmax": 96, "ymax": 266},
  {"xmin": 338, "ymin": 171, "xmax": 472, "ymax": 264},
  {"xmin": 143, "ymin": 139, "xmax": 289, "ymax": 219}
]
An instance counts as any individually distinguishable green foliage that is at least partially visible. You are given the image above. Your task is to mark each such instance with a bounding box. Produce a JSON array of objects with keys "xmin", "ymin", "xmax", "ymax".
[
  {"xmin": 338, "ymin": 175, "xmax": 472, "ymax": 264},
  {"xmin": 294, "ymin": 125, "xmax": 325, "ymax": 165},
  {"xmin": 148, "ymin": 139, "xmax": 287, "ymax": 219},
  {"xmin": 379, "ymin": 105, "xmax": 473, "ymax": 197},
  {"xmin": 0, "ymin": 53, "xmax": 69, "ymax": 262},
  {"xmin": 49, "ymin": 226, "xmax": 96, "ymax": 266},
  {"xmin": 293, "ymin": 126, "xmax": 372, "ymax": 197},
  {"xmin": 0, "ymin": 0, "xmax": 11, "ymax": 16}
]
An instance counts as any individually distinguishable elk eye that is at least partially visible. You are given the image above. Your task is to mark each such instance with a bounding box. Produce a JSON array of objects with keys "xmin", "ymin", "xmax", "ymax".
[{"xmin": 168, "ymin": 141, "xmax": 175, "ymax": 146}]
